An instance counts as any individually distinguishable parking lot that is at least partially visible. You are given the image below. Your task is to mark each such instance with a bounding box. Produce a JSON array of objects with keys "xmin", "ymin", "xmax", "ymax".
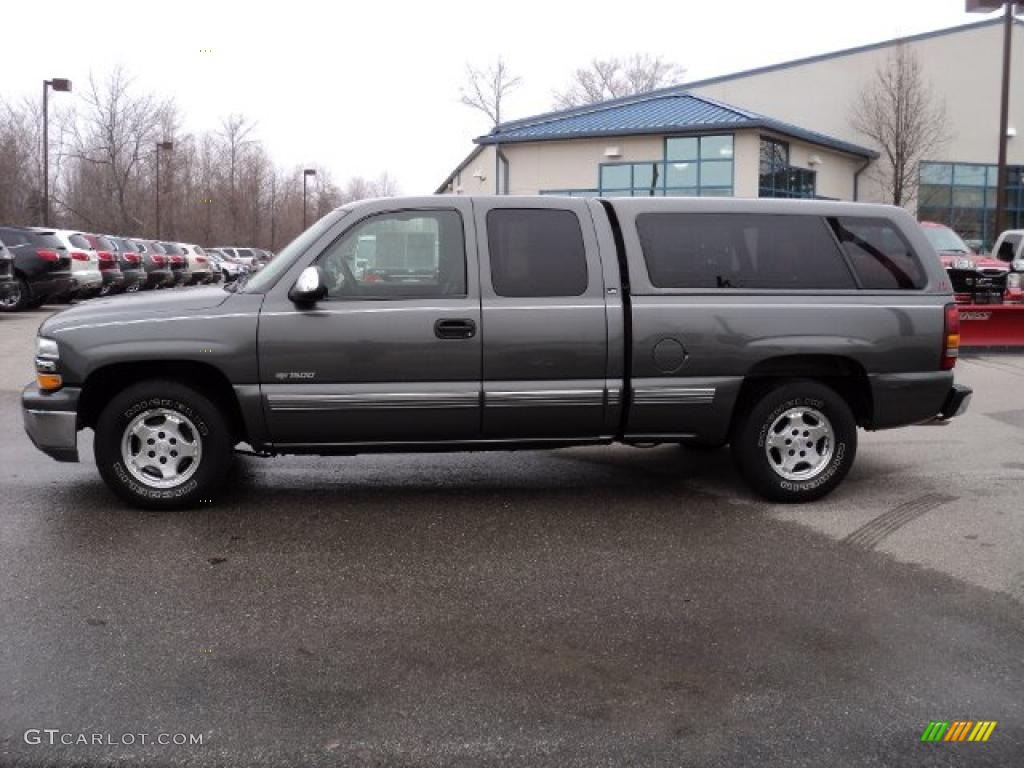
[{"xmin": 1, "ymin": 304, "xmax": 1022, "ymax": 766}]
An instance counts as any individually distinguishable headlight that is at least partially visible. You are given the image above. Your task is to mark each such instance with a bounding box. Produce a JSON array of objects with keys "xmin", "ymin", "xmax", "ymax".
[
  {"xmin": 954, "ymin": 258, "xmax": 973, "ymax": 270},
  {"xmin": 34, "ymin": 337, "xmax": 62, "ymax": 391},
  {"xmin": 36, "ymin": 337, "xmax": 59, "ymax": 359},
  {"xmin": 1008, "ymin": 273, "xmax": 1022, "ymax": 290}
]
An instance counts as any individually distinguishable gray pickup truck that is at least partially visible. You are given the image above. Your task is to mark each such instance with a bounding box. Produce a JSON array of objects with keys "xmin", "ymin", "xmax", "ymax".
[{"xmin": 23, "ymin": 196, "xmax": 971, "ymax": 509}]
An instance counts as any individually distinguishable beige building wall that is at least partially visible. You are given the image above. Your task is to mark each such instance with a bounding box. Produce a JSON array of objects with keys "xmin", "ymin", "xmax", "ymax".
[
  {"xmin": 690, "ymin": 21, "xmax": 1024, "ymax": 201},
  {"xmin": 447, "ymin": 130, "xmax": 865, "ymax": 201}
]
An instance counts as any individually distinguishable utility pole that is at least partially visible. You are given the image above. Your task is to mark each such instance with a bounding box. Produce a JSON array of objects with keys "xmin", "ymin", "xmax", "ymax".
[{"xmin": 967, "ymin": 0, "xmax": 1018, "ymax": 236}]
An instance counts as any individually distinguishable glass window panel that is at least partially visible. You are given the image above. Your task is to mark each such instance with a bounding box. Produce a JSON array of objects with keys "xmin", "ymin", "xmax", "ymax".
[
  {"xmin": 954, "ymin": 165, "xmax": 987, "ymax": 187},
  {"xmin": 664, "ymin": 188, "xmax": 698, "ymax": 197},
  {"xmin": 831, "ymin": 217, "xmax": 926, "ymax": 290},
  {"xmin": 666, "ymin": 162, "xmax": 697, "ymax": 187},
  {"xmin": 487, "ymin": 209, "xmax": 588, "ymax": 298},
  {"xmin": 918, "ymin": 184, "xmax": 952, "ymax": 208},
  {"xmin": 701, "ymin": 160, "xmax": 733, "ymax": 187},
  {"xmin": 699, "ymin": 188, "xmax": 733, "ymax": 197},
  {"xmin": 952, "ymin": 187, "xmax": 985, "ymax": 208},
  {"xmin": 600, "ymin": 165, "xmax": 631, "ymax": 190},
  {"xmin": 633, "ymin": 163, "xmax": 656, "ymax": 190},
  {"xmin": 665, "ymin": 137, "xmax": 698, "ymax": 162},
  {"xmin": 701, "ymin": 135, "xmax": 734, "ymax": 160},
  {"xmin": 637, "ymin": 213, "xmax": 855, "ymax": 290},
  {"xmin": 318, "ymin": 210, "xmax": 466, "ymax": 299},
  {"xmin": 919, "ymin": 163, "xmax": 953, "ymax": 185}
]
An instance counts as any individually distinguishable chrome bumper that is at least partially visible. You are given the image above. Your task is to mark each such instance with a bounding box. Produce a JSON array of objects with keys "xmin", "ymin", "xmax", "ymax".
[{"xmin": 22, "ymin": 385, "xmax": 80, "ymax": 462}]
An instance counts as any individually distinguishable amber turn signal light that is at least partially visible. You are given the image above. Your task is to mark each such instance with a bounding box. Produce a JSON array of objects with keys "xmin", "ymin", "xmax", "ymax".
[{"xmin": 37, "ymin": 373, "xmax": 63, "ymax": 391}]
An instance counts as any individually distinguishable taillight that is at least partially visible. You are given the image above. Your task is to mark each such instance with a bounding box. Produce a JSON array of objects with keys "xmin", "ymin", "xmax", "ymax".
[
  {"xmin": 942, "ymin": 303, "xmax": 960, "ymax": 370},
  {"xmin": 36, "ymin": 249, "xmax": 59, "ymax": 261},
  {"xmin": 71, "ymin": 251, "xmax": 89, "ymax": 261},
  {"xmin": 97, "ymin": 251, "xmax": 116, "ymax": 270},
  {"xmin": 196, "ymin": 257, "xmax": 207, "ymax": 264},
  {"xmin": 153, "ymin": 255, "xmax": 166, "ymax": 266},
  {"xmin": 125, "ymin": 252, "xmax": 140, "ymax": 263}
]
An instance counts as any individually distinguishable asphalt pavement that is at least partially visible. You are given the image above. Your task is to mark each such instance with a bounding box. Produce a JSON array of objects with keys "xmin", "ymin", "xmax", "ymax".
[{"xmin": 1, "ymin": 306, "xmax": 1022, "ymax": 767}]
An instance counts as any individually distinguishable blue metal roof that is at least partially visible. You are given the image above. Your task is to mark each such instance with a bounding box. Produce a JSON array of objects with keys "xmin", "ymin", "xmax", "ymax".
[{"xmin": 476, "ymin": 91, "xmax": 876, "ymax": 158}]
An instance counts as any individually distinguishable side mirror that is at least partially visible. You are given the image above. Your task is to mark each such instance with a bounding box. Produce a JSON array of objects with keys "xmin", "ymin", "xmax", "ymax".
[
  {"xmin": 288, "ymin": 265, "xmax": 328, "ymax": 304},
  {"xmin": 1012, "ymin": 258, "xmax": 1024, "ymax": 273}
]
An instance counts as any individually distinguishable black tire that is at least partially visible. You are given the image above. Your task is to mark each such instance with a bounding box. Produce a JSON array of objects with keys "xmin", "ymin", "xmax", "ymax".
[
  {"xmin": 0, "ymin": 277, "xmax": 30, "ymax": 312},
  {"xmin": 94, "ymin": 380, "xmax": 234, "ymax": 510},
  {"xmin": 730, "ymin": 379, "xmax": 857, "ymax": 503}
]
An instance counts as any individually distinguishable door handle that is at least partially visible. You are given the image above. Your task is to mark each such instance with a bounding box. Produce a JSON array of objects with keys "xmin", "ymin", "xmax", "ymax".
[{"xmin": 434, "ymin": 318, "xmax": 476, "ymax": 339}]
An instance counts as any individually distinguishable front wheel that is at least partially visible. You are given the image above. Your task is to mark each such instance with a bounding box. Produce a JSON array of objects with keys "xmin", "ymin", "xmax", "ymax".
[
  {"xmin": 730, "ymin": 380, "xmax": 857, "ymax": 503},
  {"xmin": 94, "ymin": 380, "xmax": 234, "ymax": 510}
]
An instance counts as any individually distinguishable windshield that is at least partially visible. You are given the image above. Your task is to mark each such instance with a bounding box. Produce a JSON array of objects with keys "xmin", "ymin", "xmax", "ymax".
[
  {"xmin": 242, "ymin": 211, "xmax": 347, "ymax": 293},
  {"xmin": 922, "ymin": 225, "xmax": 971, "ymax": 254}
]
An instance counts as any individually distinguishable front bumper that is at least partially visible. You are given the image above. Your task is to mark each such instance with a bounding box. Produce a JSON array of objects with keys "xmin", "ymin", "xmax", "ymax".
[{"xmin": 22, "ymin": 385, "xmax": 81, "ymax": 462}]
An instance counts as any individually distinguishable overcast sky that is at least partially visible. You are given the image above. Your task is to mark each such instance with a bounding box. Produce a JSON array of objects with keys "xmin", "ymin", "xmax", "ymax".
[{"xmin": 1, "ymin": 0, "xmax": 999, "ymax": 194}]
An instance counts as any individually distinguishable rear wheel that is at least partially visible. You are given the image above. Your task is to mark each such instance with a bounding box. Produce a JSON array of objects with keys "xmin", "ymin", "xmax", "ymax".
[
  {"xmin": 0, "ymin": 277, "xmax": 30, "ymax": 312},
  {"xmin": 731, "ymin": 379, "xmax": 857, "ymax": 503},
  {"xmin": 94, "ymin": 380, "xmax": 234, "ymax": 510}
]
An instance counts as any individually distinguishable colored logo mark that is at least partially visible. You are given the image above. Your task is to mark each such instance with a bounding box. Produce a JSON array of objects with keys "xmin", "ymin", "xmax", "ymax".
[{"xmin": 921, "ymin": 720, "xmax": 997, "ymax": 742}]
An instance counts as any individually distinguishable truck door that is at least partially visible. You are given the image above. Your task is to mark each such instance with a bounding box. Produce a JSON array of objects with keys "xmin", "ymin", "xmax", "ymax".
[
  {"xmin": 258, "ymin": 199, "xmax": 482, "ymax": 446},
  {"xmin": 474, "ymin": 199, "xmax": 610, "ymax": 439}
]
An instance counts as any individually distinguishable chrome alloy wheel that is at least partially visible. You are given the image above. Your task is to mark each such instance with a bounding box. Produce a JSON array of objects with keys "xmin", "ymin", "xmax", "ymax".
[
  {"xmin": 764, "ymin": 406, "xmax": 834, "ymax": 481},
  {"xmin": 120, "ymin": 408, "xmax": 202, "ymax": 488}
]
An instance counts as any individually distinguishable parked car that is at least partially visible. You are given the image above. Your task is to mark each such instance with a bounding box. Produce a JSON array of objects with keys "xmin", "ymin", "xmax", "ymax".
[
  {"xmin": 0, "ymin": 226, "xmax": 75, "ymax": 311},
  {"xmin": 991, "ymin": 229, "xmax": 1024, "ymax": 302},
  {"xmin": 920, "ymin": 221, "xmax": 1008, "ymax": 304},
  {"xmin": 0, "ymin": 236, "xmax": 16, "ymax": 304},
  {"xmin": 129, "ymin": 239, "xmax": 175, "ymax": 289},
  {"xmin": 215, "ymin": 246, "xmax": 260, "ymax": 270},
  {"xmin": 156, "ymin": 242, "xmax": 191, "ymax": 286},
  {"xmin": 45, "ymin": 230, "xmax": 104, "ymax": 301},
  {"xmin": 173, "ymin": 243, "xmax": 212, "ymax": 285},
  {"xmin": 101, "ymin": 236, "xmax": 146, "ymax": 293},
  {"xmin": 207, "ymin": 249, "xmax": 247, "ymax": 283},
  {"xmin": 23, "ymin": 196, "xmax": 971, "ymax": 510}
]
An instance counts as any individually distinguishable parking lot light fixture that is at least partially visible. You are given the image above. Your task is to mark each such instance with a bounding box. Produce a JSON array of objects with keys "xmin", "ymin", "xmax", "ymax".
[
  {"xmin": 303, "ymin": 168, "xmax": 317, "ymax": 229},
  {"xmin": 42, "ymin": 78, "xmax": 72, "ymax": 227},
  {"xmin": 155, "ymin": 141, "xmax": 174, "ymax": 239}
]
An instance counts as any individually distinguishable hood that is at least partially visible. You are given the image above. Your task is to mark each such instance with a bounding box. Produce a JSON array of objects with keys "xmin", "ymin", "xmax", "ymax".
[{"xmin": 40, "ymin": 286, "xmax": 232, "ymax": 336}]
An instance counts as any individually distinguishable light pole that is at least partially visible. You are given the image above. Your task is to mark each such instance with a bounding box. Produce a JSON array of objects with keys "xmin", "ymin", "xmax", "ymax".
[
  {"xmin": 42, "ymin": 78, "xmax": 72, "ymax": 227},
  {"xmin": 967, "ymin": 0, "xmax": 1018, "ymax": 236},
  {"xmin": 302, "ymin": 168, "xmax": 317, "ymax": 229},
  {"xmin": 154, "ymin": 141, "xmax": 173, "ymax": 239}
]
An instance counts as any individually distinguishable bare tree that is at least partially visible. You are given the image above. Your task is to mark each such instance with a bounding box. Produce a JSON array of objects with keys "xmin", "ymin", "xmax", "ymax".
[
  {"xmin": 851, "ymin": 42, "xmax": 949, "ymax": 208},
  {"xmin": 552, "ymin": 54, "xmax": 685, "ymax": 109},
  {"xmin": 459, "ymin": 57, "xmax": 522, "ymax": 127}
]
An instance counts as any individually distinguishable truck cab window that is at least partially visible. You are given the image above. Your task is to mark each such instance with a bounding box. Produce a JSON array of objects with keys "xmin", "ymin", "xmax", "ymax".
[
  {"xmin": 318, "ymin": 209, "xmax": 466, "ymax": 299},
  {"xmin": 486, "ymin": 208, "xmax": 588, "ymax": 297}
]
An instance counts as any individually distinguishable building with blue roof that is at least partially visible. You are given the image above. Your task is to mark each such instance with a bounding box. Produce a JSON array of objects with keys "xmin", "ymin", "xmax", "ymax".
[{"xmin": 439, "ymin": 17, "xmax": 1024, "ymax": 248}]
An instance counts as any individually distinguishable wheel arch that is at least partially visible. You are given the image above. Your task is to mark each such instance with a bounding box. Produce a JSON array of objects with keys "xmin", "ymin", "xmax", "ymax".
[
  {"xmin": 79, "ymin": 360, "xmax": 248, "ymax": 443},
  {"xmin": 734, "ymin": 354, "xmax": 873, "ymax": 428}
]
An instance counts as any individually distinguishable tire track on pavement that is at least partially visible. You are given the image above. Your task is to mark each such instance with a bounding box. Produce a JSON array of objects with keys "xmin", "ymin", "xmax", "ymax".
[{"xmin": 844, "ymin": 493, "xmax": 958, "ymax": 551}]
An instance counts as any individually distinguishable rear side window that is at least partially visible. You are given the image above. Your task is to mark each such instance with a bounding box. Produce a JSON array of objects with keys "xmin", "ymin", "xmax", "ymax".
[
  {"xmin": 236, "ymin": 249, "xmax": 253, "ymax": 258},
  {"xmin": 830, "ymin": 217, "xmax": 926, "ymax": 290},
  {"xmin": 636, "ymin": 213, "xmax": 855, "ymax": 290},
  {"xmin": 486, "ymin": 209, "xmax": 588, "ymax": 297},
  {"xmin": 68, "ymin": 234, "xmax": 91, "ymax": 249},
  {"xmin": 29, "ymin": 232, "xmax": 65, "ymax": 250},
  {"xmin": 0, "ymin": 229, "xmax": 30, "ymax": 246},
  {"xmin": 95, "ymin": 236, "xmax": 115, "ymax": 251}
]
